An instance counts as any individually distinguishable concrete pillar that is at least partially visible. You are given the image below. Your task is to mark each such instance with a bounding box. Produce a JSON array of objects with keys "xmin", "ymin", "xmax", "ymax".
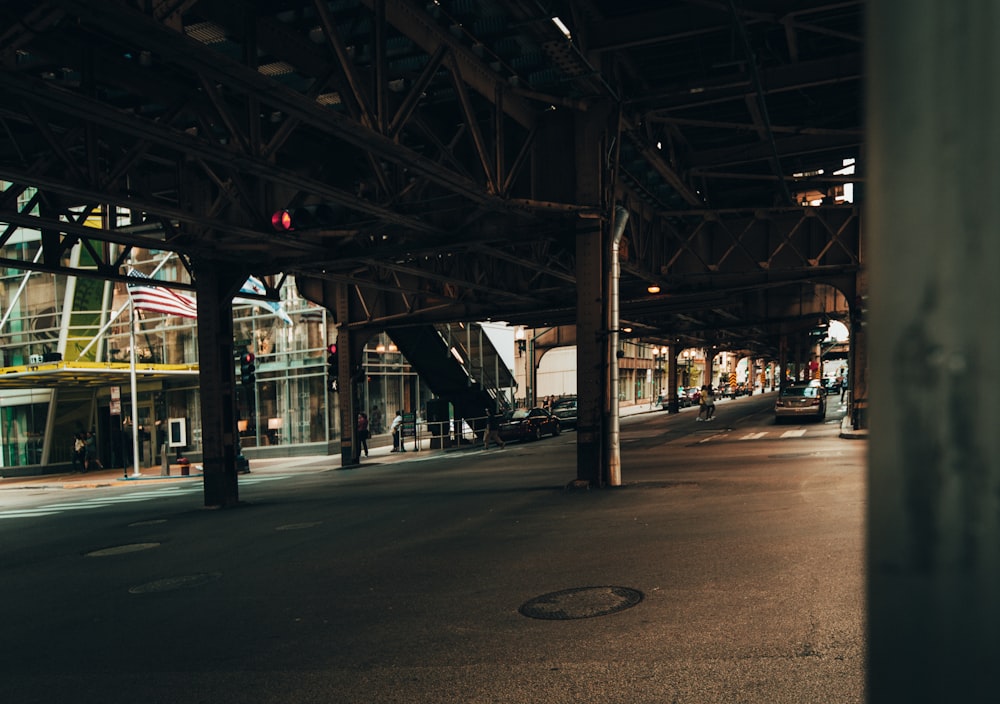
[{"xmin": 868, "ymin": 2, "xmax": 1000, "ymax": 700}]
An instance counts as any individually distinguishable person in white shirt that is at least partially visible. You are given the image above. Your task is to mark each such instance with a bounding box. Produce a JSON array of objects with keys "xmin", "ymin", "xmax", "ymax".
[{"xmin": 390, "ymin": 410, "xmax": 405, "ymax": 452}]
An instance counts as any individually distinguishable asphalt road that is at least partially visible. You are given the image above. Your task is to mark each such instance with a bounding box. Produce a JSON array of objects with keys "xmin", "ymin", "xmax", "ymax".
[{"xmin": 0, "ymin": 392, "xmax": 866, "ymax": 703}]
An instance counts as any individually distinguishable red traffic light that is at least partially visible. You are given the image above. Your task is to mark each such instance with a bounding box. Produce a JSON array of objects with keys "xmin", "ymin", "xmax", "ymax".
[
  {"xmin": 271, "ymin": 209, "xmax": 293, "ymax": 232},
  {"xmin": 242, "ymin": 352, "xmax": 255, "ymax": 364},
  {"xmin": 327, "ymin": 343, "xmax": 337, "ymax": 355}
]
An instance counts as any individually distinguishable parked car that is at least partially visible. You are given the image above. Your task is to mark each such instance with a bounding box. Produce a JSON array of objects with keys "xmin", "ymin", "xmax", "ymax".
[
  {"xmin": 550, "ymin": 396, "xmax": 577, "ymax": 429},
  {"xmin": 657, "ymin": 393, "xmax": 691, "ymax": 410},
  {"xmin": 774, "ymin": 382, "xmax": 827, "ymax": 422},
  {"xmin": 684, "ymin": 387, "xmax": 701, "ymax": 406},
  {"xmin": 500, "ymin": 407, "xmax": 561, "ymax": 441}
]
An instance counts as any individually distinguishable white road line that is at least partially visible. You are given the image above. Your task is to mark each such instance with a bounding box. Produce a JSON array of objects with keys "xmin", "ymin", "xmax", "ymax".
[
  {"xmin": 0, "ymin": 510, "xmax": 63, "ymax": 519},
  {"xmin": 780, "ymin": 429, "xmax": 808, "ymax": 438},
  {"xmin": 0, "ymin": 474, "xmax": 293, "ymax": 521},
  {"xmin": 740, "ymin": 432, "xmax": 768, "ymax": 440}
]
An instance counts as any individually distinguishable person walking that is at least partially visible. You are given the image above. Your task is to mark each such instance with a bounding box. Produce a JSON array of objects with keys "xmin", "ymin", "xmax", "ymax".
[
  {"xmin": 355, "ymin": 412, "xmax": 369, "ymax": 461},
  {"xmin": 704, "ymin": 385, "xmax": 717, "ymax": 420},
  {"xmin": 482, "ymin": 409, "xmax": 505, "ymax": 450},
  {"xmin": 390, "ymin": 410, "xmax": 405, "ymax": 452},
  {"xmin": 84, "ymin": 430, "xmax": 103, "ymax": 472},
  {"xmin": 697, "ymin": 386, "xmax": 709, "ymax": 421},
  {"xmin": 72, "ymin": 432, "xmax": 86, "ymax": 472}
]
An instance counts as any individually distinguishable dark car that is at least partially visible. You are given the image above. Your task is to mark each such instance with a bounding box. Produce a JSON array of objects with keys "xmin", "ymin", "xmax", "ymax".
[
  {"xmin": 549, "ymin": 397, "xmax": 577, "ymax": 429},
  {"xmin": 774, "ymin": 382, "xmax": 827, "ymax": 422},
  {"xmin": 500, "ymin": 407, "xmax": 561, "ymax": 441}
]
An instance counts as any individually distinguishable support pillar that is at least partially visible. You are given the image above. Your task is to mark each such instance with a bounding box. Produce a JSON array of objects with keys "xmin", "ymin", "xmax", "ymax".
[
  {"xmin": 868, "ymin": 2, "xmax": 1000, "ymax": 700},
  {"xmin": 667, "ymin": 345, "xmax": 679, "ymax": 413},
  {"xmin": 849, "ymin": 268, "xmax": 869, "ymax": 429},
  {"xmin": 194, "ymin": 261, "xmax": 246, "ymax": 509},
  {"xmin": 572, "ymin": 107, "xmax": 611, "ymax": 487},
  {"xmin": 334, "ymin": 285, "xmax": 358, "ymax": 467}
]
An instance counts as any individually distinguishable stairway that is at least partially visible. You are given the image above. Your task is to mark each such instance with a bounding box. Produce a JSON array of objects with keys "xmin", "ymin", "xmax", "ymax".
[{"xmin": 388, "ymin": 323, "xmax": 514, "ymax": 425}]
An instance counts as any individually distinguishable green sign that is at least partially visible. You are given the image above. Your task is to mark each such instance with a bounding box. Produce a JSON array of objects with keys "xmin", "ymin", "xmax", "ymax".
[{"xmin": 402, "ymin": 412, "xmax": 416, "ymax": 437}]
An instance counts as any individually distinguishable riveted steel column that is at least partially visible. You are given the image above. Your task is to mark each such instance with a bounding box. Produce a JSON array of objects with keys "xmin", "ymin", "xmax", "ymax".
[
  {"xmin": 868, "ymin": 2, "xmax": 1000, "ymax": 700},
  {"xmin": 334, "ymin": 284, "xmax": 358, "ymax": 467},
  {"xmin": 194, "ymin": 261, "xmax": 246, "ymax": 509},
  {"xmin": 574, "ymin": 106, "xmax": 610, "ymax": 487},
  {"xmin": 667, "ymin": 345, "xmax": 679, "ymax": 413}
]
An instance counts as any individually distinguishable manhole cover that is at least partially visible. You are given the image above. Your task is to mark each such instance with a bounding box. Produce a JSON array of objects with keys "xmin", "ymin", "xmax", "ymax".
[
  {"xmin": 129, "ymin": 572, "xmax": 221, "ymax": 594},
  {"xmin": 519, "ymin": 586, "xmax": 644, "ymax": 620}
]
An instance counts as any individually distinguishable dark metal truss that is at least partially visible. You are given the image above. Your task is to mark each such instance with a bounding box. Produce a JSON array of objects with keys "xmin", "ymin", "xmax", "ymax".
[{"xmin": 0, "ymin": 0, "xmax": 864, "ymax": 354}]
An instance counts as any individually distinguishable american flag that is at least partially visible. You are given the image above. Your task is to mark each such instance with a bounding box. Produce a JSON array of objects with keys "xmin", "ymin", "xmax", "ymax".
[{"xmin": 126, "ymin": 269, "xmax": 198, "ymax": 319}]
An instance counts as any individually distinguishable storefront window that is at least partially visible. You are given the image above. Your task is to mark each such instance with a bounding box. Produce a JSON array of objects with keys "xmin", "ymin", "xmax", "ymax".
[{"xmin": 1, "ymin": 398, "xmax": 48, "ymax": 467}]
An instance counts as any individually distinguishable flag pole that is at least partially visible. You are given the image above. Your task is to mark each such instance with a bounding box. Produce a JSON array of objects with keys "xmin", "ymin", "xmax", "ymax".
[
  {"xmin": 75, "ymin": 254, "xmax": 177, "ymax": 362},
  {"xmin": 129, "ymin": 296, "xmax": 141, "ymax": 477}
]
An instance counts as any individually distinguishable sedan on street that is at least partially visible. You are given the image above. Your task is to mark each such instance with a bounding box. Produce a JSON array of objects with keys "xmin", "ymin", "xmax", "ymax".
[
  {"xmin": 500, "ymin": 407, "xmax": 561, "ymax": 441},
  {"xmin": 549, "ymin": 397, "xmax": 577, "ymax": 429},
  {"xmin": 774, "ymin": 382, "xmax": 827, "ymax": 422}
]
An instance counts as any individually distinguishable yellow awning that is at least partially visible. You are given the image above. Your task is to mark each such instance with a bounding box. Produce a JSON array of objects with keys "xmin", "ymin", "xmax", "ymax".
[{"xmin": 0, "ymin": 361, "xmax": 200, "ymax": 389}]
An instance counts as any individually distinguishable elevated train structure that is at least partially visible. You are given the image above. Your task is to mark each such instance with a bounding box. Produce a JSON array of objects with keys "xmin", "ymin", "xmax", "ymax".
[{"xmin": 0, "ymin": 0, "xmax": 864, "ymax": 502}]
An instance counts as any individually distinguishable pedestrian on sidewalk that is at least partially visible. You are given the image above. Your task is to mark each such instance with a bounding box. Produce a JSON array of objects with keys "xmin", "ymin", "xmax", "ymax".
[
  {"xmin": 355, "ymin": 412, "xmax": 369, "ymax": 461},
  {"xmin": 482, "ymin": 409, "xmax": 505, "ymax": 450},
  {"xmin": 84, "ymin": 430, "xmax": 103, "ymax": 472},
  {"xmin": 72, "ymin": 432, "xmax": 86, "ymax": 472},
  {"xmin": 390, "ymin": 410, "xmax": 405, "ymax": 452}
]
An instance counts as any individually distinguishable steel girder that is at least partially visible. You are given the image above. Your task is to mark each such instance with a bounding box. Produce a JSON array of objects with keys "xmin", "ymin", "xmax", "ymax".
[{"xmin": 0, "ymin": 0, "xmax": 864, "ymax": 353}]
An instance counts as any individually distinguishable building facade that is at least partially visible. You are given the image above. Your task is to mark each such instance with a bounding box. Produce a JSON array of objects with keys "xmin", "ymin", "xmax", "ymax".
[{"xmin": 0, "ymin": 194, "xmax": 435, "ymax": 473}]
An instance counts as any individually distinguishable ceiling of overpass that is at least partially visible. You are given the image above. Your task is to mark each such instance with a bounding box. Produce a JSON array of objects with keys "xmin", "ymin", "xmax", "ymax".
[{"xmin": 0, "ymin": 0, "xmax": 863, "ymax": 356}]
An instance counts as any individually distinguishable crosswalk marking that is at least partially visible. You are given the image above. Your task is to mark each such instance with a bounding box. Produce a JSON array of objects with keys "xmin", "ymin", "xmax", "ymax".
[
  {"xmin": 696, "ymin": 428, "xmax": 817, "ymax": 445},
  {"xmin": 780, "ymin": 429, "xmax": 808, "ymax": 438},
  {"xmin": 0, "ymin": 474, "xmax": 292, "ymax": 520}
]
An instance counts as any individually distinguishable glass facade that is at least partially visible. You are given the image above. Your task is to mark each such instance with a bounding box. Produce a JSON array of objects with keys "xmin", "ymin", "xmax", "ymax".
[{"xmin": 0, "ymin": 202, "xmax": 431, "ymax": 470}]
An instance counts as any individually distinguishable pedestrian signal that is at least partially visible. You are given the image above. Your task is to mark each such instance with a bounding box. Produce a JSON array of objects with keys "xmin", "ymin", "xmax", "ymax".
[{"xmin": 327, "ymin": 343, "xmax": 338, "ymax": 392}]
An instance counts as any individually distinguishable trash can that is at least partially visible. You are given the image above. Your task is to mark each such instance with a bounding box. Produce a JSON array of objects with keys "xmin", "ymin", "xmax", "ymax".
[{"xmin": 177, "ymin": 457, "xmax": 190, "ymax": 476}]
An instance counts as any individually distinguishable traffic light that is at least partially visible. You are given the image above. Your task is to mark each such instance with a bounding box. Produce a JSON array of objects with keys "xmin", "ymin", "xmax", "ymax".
[
  {"xmin": 326, "ymin": 343, "xmax": 338, "ymax": 392},
  {"xmin": 240, "ymin": 352, "xmax": 256, "ymax": 386},
  {"xmin": 270, "ymin": 204, "xmax": 343, "ymax": 232}
]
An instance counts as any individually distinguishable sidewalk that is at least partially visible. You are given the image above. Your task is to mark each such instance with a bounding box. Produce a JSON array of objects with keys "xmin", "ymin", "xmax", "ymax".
[
  {"xmin": 0, "ymin": 431, "xmax": 478, "ymax": 491},
  {"xmin": 0, "ymin": 398, "xmax": 798, "ymax": 492}
]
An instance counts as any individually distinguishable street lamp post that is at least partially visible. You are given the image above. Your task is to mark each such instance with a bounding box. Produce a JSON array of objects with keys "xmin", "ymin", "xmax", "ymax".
[
  {"xmin": 651, "ymin": 346, "xmax": 668, "ymax": 409},
  {"xmin": 681, "ymin": 348, "xmax": 694, "ymax": 389},
  {"xmin": 651, "ymin": 347, "xmax": 660, "ymax": 410}
]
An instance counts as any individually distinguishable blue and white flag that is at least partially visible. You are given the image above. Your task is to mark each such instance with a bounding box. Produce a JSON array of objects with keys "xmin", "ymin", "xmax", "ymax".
[{"xmin": 234, "ymin": 276, "xmax": 294, "ymax": 325}]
